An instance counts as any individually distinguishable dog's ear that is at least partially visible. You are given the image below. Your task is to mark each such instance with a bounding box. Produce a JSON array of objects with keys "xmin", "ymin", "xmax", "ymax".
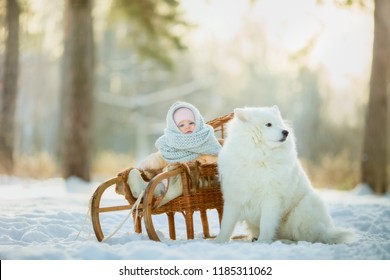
[
  {"xmin": 272, "ymin": 105, "xmax": 282, "ymax": 117},
  {"xmin": 234, "ymin": 108, "xmax": 249, "ymax": 122}
]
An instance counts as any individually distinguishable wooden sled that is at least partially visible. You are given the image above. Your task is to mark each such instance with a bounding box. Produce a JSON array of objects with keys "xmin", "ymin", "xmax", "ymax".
[{"xmin": 90, "ymin": 113, "xmax": 234, "ymax": 241}]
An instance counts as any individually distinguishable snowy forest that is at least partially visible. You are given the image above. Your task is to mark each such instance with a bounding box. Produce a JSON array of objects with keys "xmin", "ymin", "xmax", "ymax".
[{"xmin": 0, "ymin": 0, "xmax": 389, "ymax": 194}]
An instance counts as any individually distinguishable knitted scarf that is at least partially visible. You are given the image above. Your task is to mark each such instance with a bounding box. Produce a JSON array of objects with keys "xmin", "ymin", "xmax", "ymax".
[{"xmin": 155, "ymin": 102, "xmax": 222, "ymax": 163}]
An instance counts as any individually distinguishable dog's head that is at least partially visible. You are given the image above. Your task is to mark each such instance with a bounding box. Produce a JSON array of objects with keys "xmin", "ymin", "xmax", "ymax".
[{"xmin": 232, "ymin": 105, "xmax": 291, "ymax": 148}]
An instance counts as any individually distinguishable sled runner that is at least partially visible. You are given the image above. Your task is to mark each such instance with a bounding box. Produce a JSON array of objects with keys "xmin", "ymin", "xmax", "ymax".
[{"xmin": 90, "ymin": 113, "xmax": 233, "ymax": 242}]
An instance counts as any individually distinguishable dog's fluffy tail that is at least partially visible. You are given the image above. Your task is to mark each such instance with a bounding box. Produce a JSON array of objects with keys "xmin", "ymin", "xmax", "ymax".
[{"xmin": 322, "ymin": 227, "xmax": 357, "ymax": 244}]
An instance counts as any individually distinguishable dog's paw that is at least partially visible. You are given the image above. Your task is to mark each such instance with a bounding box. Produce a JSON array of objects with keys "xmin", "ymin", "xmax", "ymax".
[{"xmin": 256, "ymin": 237, "xmax": 273, "ymax": 244}]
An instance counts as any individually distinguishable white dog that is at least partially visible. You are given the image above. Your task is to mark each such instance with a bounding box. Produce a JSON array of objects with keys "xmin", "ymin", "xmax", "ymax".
[{"xmin": 215, "ymin": 106, "xmax": 354, "ymax": 244}]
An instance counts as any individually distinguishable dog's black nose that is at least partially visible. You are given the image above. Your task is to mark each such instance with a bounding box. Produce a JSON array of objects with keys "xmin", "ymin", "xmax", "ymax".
[{"xmin": 282, "ymin": 130, "xmax": 289, "ymax": 137}]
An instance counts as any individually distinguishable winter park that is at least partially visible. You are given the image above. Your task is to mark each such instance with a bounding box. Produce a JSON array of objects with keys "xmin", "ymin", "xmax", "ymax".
[{"xmin": 1, "ymin": 0, "xmax": 390, "ymax": 279}]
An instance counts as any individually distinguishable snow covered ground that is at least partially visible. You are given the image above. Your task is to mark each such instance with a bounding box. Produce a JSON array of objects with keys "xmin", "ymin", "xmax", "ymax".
[{"xmin": 0, "ymin": 175, "xmax": 389, "ymax": 260}]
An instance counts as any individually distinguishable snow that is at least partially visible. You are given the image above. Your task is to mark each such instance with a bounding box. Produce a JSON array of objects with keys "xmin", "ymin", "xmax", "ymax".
[{"xmin": 0, "ymin": 175, "xmax": 389, "ymax": 260}]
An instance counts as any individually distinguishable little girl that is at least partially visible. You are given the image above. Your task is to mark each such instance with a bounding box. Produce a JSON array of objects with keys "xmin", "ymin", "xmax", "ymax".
[{"xmin": 128, "ymin": 101, "xmax": 221, "ymax": 205}]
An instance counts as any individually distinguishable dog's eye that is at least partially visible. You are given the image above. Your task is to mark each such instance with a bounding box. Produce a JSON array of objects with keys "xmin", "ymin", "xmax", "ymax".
[{"xmin": 265, "ymin": 123, "xmax": 272, "ymax": 127}]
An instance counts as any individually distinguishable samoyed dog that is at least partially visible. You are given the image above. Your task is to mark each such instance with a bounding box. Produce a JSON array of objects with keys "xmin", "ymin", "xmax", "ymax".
[{"xmin": 215, "ymin": 106, "xmax": 354, "ymax": 244}]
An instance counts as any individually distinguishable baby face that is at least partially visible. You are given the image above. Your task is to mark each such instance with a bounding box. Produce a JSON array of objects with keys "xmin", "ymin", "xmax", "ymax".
[{"xmin": 177, "ymin": 120, "xmax": 196, "ymax": 134}]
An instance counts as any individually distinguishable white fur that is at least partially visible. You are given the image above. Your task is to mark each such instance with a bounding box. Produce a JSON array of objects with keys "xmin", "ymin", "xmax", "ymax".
[{"xmin": 215, "ymin": 106, "xmax": 355, "ymax": 244}]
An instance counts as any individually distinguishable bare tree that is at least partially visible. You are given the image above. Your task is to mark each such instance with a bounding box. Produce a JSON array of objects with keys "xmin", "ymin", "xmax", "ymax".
[
  {"xmin": 0, "ymin": 0, "xmax": 20, "ymax": 173},
  {"xmin": 361, "ymin": 0, "xmax": 389, "ymax": 194},
  {"xmin": 61, "ymin": 0, "xmax": 94, "ymax": 181}
]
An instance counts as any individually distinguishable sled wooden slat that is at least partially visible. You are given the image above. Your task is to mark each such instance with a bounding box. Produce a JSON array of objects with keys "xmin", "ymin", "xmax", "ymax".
[
  {"xmin": 90, "ymin": 113, "xmax": 234, "ymax": 242},
  {"xmin": 97, "ymin": 205, "xmax": 133, "ymax": 213}
]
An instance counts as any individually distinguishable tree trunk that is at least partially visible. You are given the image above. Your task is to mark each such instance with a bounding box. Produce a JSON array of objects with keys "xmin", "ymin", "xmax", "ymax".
[
  {"xmin": 0, "ymin": 0, "xmax": 20, "ymax": 174},
  {"xmin": 61, "ymin": 0, "xmax": 94, "ymax": 181},
  {"xmin": 361, "ymin": 0, "xmax": 389, "ymax": 194}
]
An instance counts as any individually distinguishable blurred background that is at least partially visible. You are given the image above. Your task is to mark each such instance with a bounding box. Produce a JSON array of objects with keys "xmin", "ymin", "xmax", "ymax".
[{"xmin": 0, "ymin": 0, "xmax": 388, "ymax": 191}]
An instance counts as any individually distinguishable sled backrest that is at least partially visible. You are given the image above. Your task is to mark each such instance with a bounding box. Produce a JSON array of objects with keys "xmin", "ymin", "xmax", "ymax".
[{"xmin": 207, "ymin": 112, "xmax": 234, "ymax": 143}]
